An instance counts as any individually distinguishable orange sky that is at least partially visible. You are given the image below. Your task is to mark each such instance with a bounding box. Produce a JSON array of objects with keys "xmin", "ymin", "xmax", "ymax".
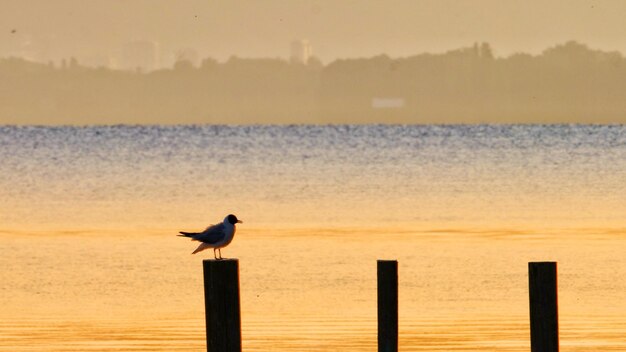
[{"xmin": 2, "ymin": 0, "xmax": 626, "ymax": 63}]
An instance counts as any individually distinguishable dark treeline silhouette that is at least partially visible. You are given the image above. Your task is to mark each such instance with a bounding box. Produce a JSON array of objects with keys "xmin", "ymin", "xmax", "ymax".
[{"xmin": 2, "ymin": 41, "xmax": 626, "ymax": 124}]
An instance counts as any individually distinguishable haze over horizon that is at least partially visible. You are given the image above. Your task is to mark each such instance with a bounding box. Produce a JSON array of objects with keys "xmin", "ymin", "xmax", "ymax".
[
  {"xmin": 3, "ymin": 0, "xmax": 626, "ymax": 124},
  {"xmin": 2, "ymin": 0, "xmax": 626, "ymax": 65}
]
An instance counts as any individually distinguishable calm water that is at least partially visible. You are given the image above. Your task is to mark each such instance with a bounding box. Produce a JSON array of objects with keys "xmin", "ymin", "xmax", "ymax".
[{"xmin": 1, "ymin": 125, "xmax": 626, "ymax": 351}]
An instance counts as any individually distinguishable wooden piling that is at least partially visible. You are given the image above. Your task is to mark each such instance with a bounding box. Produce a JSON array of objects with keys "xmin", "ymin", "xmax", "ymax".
[
  {"xmin": 203, "ymin": 259, "xmax": 242, "ymax": 352},
  {"xmin": 378, "ymin": 260, "xmax": 398, "ymax": 352},
  {"xmin": 529, "ymin": 261, "xmax": 559, "ymax": 352}
]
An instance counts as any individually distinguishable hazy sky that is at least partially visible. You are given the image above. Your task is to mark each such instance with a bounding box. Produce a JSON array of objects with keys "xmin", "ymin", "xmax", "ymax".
[{"xmin": 2, "ymin": 0, "xmax": 626, "ymax": 63}]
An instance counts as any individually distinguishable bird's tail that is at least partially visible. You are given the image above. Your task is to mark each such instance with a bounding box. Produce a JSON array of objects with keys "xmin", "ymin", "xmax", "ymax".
[{"xmin": 178, "ymin": 231, "xmax": 199, "ymax": 238}]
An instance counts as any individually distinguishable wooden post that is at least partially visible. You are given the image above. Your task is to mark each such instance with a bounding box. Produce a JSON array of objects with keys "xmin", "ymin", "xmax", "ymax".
[
  {"xmin": 378, "ymin": 260, "xmax": 398, "ymax": 352},
  {"xmin": 528, "ymin": 262, "xmax": 559, "ymax": 352},
  {"xmin": 203, "ymin": 259, "xmax": 242, "ymax": 352}
]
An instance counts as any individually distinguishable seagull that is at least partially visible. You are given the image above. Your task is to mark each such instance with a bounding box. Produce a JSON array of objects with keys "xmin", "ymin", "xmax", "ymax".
[{"xmin": 178, "ymin": 214, "xmax": 242, "ymax": 259}]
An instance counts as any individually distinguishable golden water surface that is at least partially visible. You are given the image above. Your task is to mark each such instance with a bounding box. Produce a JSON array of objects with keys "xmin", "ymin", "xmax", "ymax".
[{"xmin": 1, "ymin": 226, "xmax": 625, "ymax": 351}]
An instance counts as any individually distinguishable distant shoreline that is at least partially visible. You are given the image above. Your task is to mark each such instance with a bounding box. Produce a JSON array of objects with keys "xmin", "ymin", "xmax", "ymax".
[{"xmin": 3, "ymin": 41, "xmax": 626, "ymax": 124}]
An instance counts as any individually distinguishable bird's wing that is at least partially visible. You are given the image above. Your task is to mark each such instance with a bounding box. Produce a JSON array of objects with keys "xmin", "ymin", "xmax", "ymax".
[{"xmin": 194, "ymin": 223, "xmax": 226, "ymax": 244}]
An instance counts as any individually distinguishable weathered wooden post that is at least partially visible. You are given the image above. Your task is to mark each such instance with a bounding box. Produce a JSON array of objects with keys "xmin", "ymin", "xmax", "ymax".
[
  {"xmin": 378, "ymin": 260, "xmax": 398, "ymax": 352},
  {"xmin": 528, "ymin": 261, "xmax": 559, "ymax": 352},
  {"xmin": 203, "ymin": 259, "xmax": 242, "ymax": 352}
]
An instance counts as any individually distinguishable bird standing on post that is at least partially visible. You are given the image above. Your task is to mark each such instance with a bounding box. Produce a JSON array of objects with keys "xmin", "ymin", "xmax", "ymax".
[{"xmin": 178, "ymin": 214, "xmax": 242, "ymax": 259}]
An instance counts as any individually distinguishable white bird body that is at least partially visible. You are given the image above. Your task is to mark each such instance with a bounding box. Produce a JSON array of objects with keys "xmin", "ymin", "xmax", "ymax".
[{"xmin": 178, "ymin": 214, "xmax": 242, "ymax": 259}]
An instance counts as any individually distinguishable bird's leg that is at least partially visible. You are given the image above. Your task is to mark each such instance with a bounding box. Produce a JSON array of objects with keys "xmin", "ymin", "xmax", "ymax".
[
  {"xmin": 218, "ymin": 248, "xmax": 222, "ymax": 260},
  {"xmin": 213, "ymin": 248, "xmax": 217, "ymax": 260}
]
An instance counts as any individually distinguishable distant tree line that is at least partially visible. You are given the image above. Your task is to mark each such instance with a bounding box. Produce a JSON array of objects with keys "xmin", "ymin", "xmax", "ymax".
[{"xmin": 2, "ymin": 41, "xmax": 626, "ymax": 124}]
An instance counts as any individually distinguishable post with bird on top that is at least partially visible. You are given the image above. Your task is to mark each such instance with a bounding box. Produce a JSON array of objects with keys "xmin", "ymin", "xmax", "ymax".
[
  {"xmin": 177, "ymin": 214, "xmax": 244, "ymax": 352},
  {"xmin": 203, "ymin": 259, "xmax": 242, "ymax": 352}
]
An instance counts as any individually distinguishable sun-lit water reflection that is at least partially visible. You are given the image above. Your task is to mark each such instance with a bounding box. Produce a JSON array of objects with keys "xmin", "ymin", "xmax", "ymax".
[{"xmin": 1, "ymin": 228, "xmax": 625, "ymax": 351}]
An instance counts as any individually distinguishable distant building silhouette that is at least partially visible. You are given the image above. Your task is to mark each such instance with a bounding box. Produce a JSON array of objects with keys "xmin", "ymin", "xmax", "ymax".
[
  {"xmin": 372, "ymin": 98, "xmax": 405, "ymax": 109},
  {"xmin": 4, "ymin": 33, "xmax": 55, "ymax": 63},
  {"xmin": 290, "ymin": 40, "xmax": 312, "ymax": 64}
]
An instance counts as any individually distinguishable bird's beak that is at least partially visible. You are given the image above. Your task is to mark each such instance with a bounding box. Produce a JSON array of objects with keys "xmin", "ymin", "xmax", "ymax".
[{"xmin": 237, "ymin": 220, "xmax": 243, "ymax": 224}]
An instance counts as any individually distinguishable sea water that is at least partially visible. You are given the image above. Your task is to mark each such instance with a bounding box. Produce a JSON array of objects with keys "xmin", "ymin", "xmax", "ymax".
[{"xmin": 1, "ymin": 125, "xmax": 625, "ymax": 351}]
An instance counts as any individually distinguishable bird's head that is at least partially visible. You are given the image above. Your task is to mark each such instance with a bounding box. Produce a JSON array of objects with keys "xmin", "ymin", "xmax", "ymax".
[{"xmin": 226, "ymin": 214, "xmax": 242, "ymax": 225}]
